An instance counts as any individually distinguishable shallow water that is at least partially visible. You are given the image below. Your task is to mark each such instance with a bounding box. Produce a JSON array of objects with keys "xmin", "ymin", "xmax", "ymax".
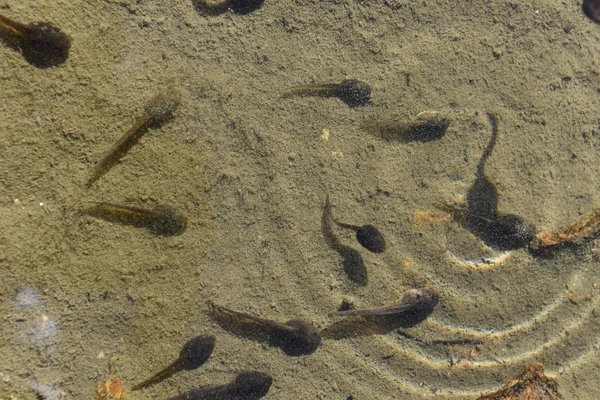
[{"xmin": 1, "ymin": 0, "xmax": 600, "ymax": 399}]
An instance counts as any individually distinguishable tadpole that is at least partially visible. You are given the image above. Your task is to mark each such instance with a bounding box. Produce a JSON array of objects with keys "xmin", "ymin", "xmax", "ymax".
[
  {"xmin": 192, "ymin": 0, "xmax": 265, "ymax": 15},
  {"xmin": 362, "ymin": 111, "xmax": 449, "ymax": 143},
  {"xmin": 443, "ymin": 113, "xmax": 536, "ymax": 251},
  {"xmin": 86, "ymin": 87, "xmax": 181, "ymax": 187},
  {"xmin": 132, "ymin": 335, "xmax": 215, "ymax": 390},
  {"xmin": 321, "ymin": 198, "xmax": 368, "ymax": 286},
  {"xmin": 167, "ymin": 370, "xmax": 272, "ymax": 400},
  {"xmin": 283, "ymin": 79, "xmax": 371, "ymax": 107},
  {"xmin": 0, "ymin": 14, "xmax": 71, "ymax": 68},
  {"xmin": 207, "ymin": 301, "xmax": 321, "ymax": 356},
  {"xmin": 82, "ymin": 202, "xmax": 188, "ymax": 236},
  {"xmin": 324, "ymin": 194, "xmax": 385, "ymax": 253},
  {"xmin": 330, "ymin": 288, "xmax": 439, "ymax": 317},
  {"xmin": 321, "ymin": 289, "xmax": 439, "ymax": 339},
  {"xmin": 583, "ymin": 0, "xmax": 600, "ymax": 23}
]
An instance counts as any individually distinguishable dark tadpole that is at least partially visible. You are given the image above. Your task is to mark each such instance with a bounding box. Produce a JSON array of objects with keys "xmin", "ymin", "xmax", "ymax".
[
  {"xmin": 329, "ymin": 288, "xmax": 438, "ymax": 317},
  {"xmin": 207, "ymin": 301, "xmax": 321, "ymax": 356},
  {"xmin": 86, "ymin": 87, "xmax": 181, "ymax": 187},
  {"xmin": 167, "ymin": 370, "xmax": 273, "ymax": 400},
  {"xmin": 487, "ymin": 213, "xmax": 538, "ymax": 251},
  {"xmin": 583, "ymin": 0, "xmax": 600, "ymax": 23},
  {"xmin": 362, "ymin": 111, "xmax": 449, "ymax": 143},
  {"xmin": 283, "ymin": 79, "xmax": 371, "ymax": 107},
  {"xmin": 82, "ymin": 202, "xmax": 188, "ymax": 236},
  {"xmin": 0, "ymin": 14, "xmax": 71, "ymax": 68},
  {"xmin": 466, "ymin": 113, "xmax": 500, "ymax": 226},
  {"xmin": 444, "ymin": 113, "xmax": 536, "ymax": 251},
  {"xmin": 192, "ymin": 0, "xmax": 265, "ymax": 16},
  {"xmin": 321, "ymin": 197, "xmax": 367, "ymax": 286},
  {"xmin": 321, "ymin": 288, "xmax": 438, "ymax": 339},
  {"xmin": 324, "ymin": 194, "xmax": 385, "ymax": 253},
  {"xmin": 132, "ymin": 335, "xmax": 215, "ymax": 391}
]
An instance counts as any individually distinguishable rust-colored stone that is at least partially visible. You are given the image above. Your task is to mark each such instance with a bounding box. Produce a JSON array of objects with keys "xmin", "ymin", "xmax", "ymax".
[
  {"xmin": 477, "ymin": 363, "xmax": 562, "ymax": 400},
  {"xmin": 92, "ymin": 356, "xmax": 127, "ymax": 400},
  {"xmin": 529, "ymin": 207, "xmax": 600, "ymax": 254}
]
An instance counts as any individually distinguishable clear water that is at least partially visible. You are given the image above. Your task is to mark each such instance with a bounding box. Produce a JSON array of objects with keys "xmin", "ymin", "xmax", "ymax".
[{"xmin": 1, "ymin": 0, "xmax": 599, "ymax": 399}]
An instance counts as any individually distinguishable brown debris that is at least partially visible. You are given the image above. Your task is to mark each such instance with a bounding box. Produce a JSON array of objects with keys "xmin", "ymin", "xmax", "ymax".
[
  {"xmin": 412, "ymin": 208, "xmax": 452, "ymax": 228},
  {"xmin": 529, "ymin": 206, "xmax": 600, "ymax": 255},
  {"xmin": 477, "ymin": 363, "xmax": 562, "ymax": 400},
  {"xmin": 92, "ymin": 356, "xmax": 127, "ymax": 400},
  {"xmin": 93, "ymin": 378, "xmax": 125, "ymax": 400}
]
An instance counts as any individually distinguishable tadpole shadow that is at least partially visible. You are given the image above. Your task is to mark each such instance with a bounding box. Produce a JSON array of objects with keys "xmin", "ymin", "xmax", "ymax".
[
  {"xmin": 361, "ymin": 117, "xmax": 448, "ymax": 143},
  {"xmin": 0, "ymin": 18, "xmax": 70, "ymax": 68},
  {"xmin": 443, "ymin": 113, "xmax": 536, "ymax": 252},
  {"xmin": 528, "ymin": 237, "xmax": 591, "ymax": 259},
  {"xmin": 321, "ymin": 203, "xmax": 368, "ymax": 286},
  {"xmin": 206, "ymin": 306, "xmax": 314, "ymax": 357},
  {"xmin": 192, "ymin": 0, "xmax": 264, "ymax": 16},
  {"xmin": 320, "ymin": 306, "xmax": 436, "ymax": 340}
]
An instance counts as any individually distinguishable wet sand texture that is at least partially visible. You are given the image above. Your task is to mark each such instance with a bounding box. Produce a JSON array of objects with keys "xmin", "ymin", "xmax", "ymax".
[{"xmin": 2, "ymin": 0, "xmax": 600, "ymax": 399}]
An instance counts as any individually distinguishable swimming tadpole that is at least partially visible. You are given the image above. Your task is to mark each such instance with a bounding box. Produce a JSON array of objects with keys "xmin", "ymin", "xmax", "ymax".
[
  {"xmin": 283, "ymin": 79, "xmax": 371, "ymax": 107},
  {"xmin": 0, "ymin": 13, "xmax": 71, "ymax": 68},
  {"xmin": 443, "ymin": 113, "xmax": 536, "ymax": 251},
  {"xmin": 192, "ymin": 0, "xmax": 265, "ymax": 16},
  {"xmin": 329, "ymin": 288, "xmax": 439, "ymax": 317},
  {"xmin": 321, "ymin": 288, "xmax": 439, "ymax": 339},
  {"xmin": 207, "ymin": 301, "xmax": 321, "ymax": 356},
  {"xmin": 81, "ymin": 202, "xmax": 188, "ymax": 236},
  {"xmin": 583, "ymin": 0, "xmax": 600, "ymax": 23},
  {"xmin": 362, "ymin": 111, "xmax": 449, "ymax": 143},
  {"xmin": 324, "ymin": 194, "xmax": 385, "ymax": 253},
  {"xmin": 321, "ymin": 198, "xmax": 368, "ymax": 286},
  {"xmin": 132, "ymin": 335, "xmax": 215, "ymax": 390},
  {"xmin": 86, "ymin": 87, "xmax": 181, "ymax": 187},
  {"xmin": 167, "ymin": 370, "xmax": 272, "ymax": 400}
]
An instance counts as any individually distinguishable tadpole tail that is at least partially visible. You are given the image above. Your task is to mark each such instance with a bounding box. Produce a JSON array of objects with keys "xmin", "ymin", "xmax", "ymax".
[
  {"xmin": 208, "ymin": 301, "xmax": 296, "ymax": 333},
  {"xmin": 85, "ymin": 116, "xmax": 150, "ymax": 187},
  {"xmin": 0, "ymin": 14, "xmax": 27, "ymax": 37},
  {"xmin": 83, "ymin": 202, "xmax": 149, "ymax": 217},
  {"xmin": 208, "ymin": 301, "xmax": 265, "ymax": 325},
  {"xmin": 330, "ymin": 303, "xmax": 414, "ymax": 317},
  {"xmin": 476, "ymin": 113, "xmax": 500, "ymax": 177},
  {"xmin": 131, "ymin": 360, "xmax": 180, "ymax": 391},
  {"xmin": 323, "ymin": 194, "xmax": 360, "ymax": 232},
  {"xmin": 323, "ymin": 194, "xmax": 337, "ymax": 223},
  {"xmin": 329, "ymin": 309, "xmax": 371, "ymax": 317},
  {"xmin": 283, "ymin": 85, "xmax": 337, "ymax": 98}
]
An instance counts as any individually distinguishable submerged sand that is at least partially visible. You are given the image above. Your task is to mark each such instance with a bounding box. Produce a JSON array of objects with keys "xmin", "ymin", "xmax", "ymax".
[{"xmin": 1, "ymin": 0, "xmax": 600, "ymax": 398}]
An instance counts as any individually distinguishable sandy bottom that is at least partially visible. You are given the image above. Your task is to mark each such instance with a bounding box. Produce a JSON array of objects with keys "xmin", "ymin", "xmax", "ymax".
[{"xmin": 2, "ymin": 0, "xmax": 600, "ymax": 399}]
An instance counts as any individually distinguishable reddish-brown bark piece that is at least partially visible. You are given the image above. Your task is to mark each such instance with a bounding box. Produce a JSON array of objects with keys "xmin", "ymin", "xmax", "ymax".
[{"xmin": 477, "ymin": 363, "xmax": 562, "ymax": 400}]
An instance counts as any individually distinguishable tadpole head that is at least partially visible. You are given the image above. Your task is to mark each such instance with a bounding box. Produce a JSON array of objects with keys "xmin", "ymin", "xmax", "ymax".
[
  {"xmin": 401, "ymin": 288, "xmax": 439, "ymax": 313},
  {"xmin": 229, "ymin": 0, "xmax": 265, "ymax": 14},
  {"xmin": 275, "ymin": 319, "xmax": 321, "ymax": 356},
  {"xmin": 409, "ymin": 111, "xmax": 450, "ymax": 142},
  {"xmin": 149, "ymin": 205, "xmax": 188, "ymax": 236},
  {"xmin": 231, "ymin": 371, "xmax": 273, "ymax": 399},
  {"xmin": 583, "ymin": 0, "xmax": 600, "ymax": 23},
  {"xmin": 333, "ymin": 79, "xmax": 371, "ymax": 107},
  {"xmin": 144, "ymin": 87, "xmax": 181, "ymax": 126},
  {"xmin": 488, "ymin": 213, "xmax": 537, "ymax": 251},
  {"xmin": 180, "ymin": 335, "xmax": 216, "ymax": 370},
  {"xmin": 22, "ymin": 22, "xmax": 71, "ymax": 68},
  {"xmin": 356, "ymin": 225, "xmax": 386, "ymax": 253}
]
